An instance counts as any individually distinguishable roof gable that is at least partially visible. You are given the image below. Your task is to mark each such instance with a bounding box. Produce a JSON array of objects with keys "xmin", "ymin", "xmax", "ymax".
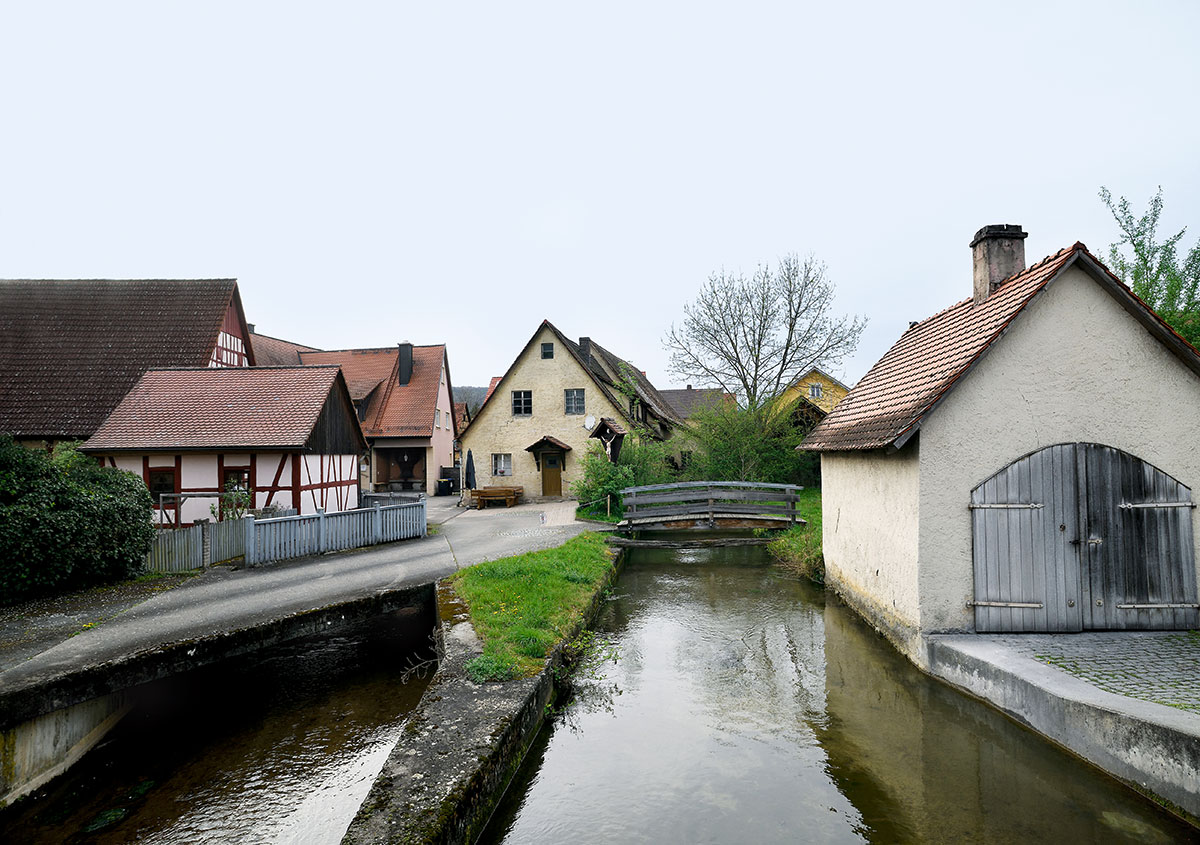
[
  {"xmin": 82, "ymin": 366, "xmax": 366, "ymax": 453},
  {"xmin": 459, "ymin": 320, "xmax": 681, "ymax": 439},
  {"xmin": 251, "ymin": 332, "xmax": 320, "ymax": 366},
  {"xmin": 0, "ymin": 279, "xmax": 246, "ymax": 440},
  {"xmin": 802, "ymin": 243, "xmax": 1200, "ymax": 452}
]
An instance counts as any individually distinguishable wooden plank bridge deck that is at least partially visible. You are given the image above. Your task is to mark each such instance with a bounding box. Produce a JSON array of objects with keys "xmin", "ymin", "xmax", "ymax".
[{"xmin": 617, "ymin": 481, "xmax": 804, "ymax": 530}]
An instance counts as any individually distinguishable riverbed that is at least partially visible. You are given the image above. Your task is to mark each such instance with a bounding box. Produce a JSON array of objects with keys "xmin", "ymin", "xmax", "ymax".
[{"xmin": 481, "ymin": 543, "xmax": 1196, "ymax": 844}]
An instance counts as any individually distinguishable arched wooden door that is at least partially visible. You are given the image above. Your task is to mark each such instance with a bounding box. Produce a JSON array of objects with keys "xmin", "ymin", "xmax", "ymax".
[{"xmin": 970, "ymin": 443, "xmax": 1199, "ymax": 632}]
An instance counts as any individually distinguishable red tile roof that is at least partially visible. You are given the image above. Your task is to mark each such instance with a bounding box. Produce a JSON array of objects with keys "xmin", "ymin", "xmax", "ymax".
[
  {"xmin": 82, "ymin": 366, "xmax": 358, "ymax": 451},
  {"xmin": 803, "ymin": 242, "xmax": 1200, "ymax": 451},
  {"xmin": 483, "ymin": 376, "xmax": 503, "ymax": 404},
  {"xmin": 299, "ymin": 347, "xmax": 397, "ymax": 401},
  {"xmin": 251, "ymin": 332, "xmax": 320, "ymax": 366},
  {"xmin": 0, "ymin": 279, "xmax": 246, "ymax": 439},
  {"xmin": 453, "ymin": 402, "xmax": 469, "ymax": 434},
  {"xmin": 367, "ymin": 345, "xmax": 448, "ymax": 437}
]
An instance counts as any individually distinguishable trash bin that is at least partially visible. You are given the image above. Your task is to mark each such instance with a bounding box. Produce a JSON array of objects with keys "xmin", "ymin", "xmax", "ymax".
[{"xmin": 436, "ymin": 478, "xmax": 452, "ymax": 497}]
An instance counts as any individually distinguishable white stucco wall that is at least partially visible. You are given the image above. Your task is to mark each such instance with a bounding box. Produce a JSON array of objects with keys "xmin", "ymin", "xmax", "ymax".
[
  {"xmin": 429, "ymin": 364, "xmax": 455, "ymax": 489},
  {"xmin": 460, "ymin": 325, "xmax": 627, "ymax": 497},
  {"xmin": 918, "ymin": 265, "xmax": 1200, "ymax": 634},
  {"xmin": 821, "ymin": 446, "xmax": 922, "ymax": 655}
]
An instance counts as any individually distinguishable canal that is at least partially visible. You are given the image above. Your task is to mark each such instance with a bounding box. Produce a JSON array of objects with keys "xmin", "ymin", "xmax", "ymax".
[
  {"xmin": 0, "ymin": 608, "xmax": 435, "ymax": 845},
  {"xmin": 482, "ymin": 543, "xmax": 1197, "ymax": 844}
]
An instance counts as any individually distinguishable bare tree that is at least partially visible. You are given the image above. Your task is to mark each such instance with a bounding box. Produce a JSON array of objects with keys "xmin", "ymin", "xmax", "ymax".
[{"xmin": 663, "ymin": 254, "xmax": 865, "ymax": 410}]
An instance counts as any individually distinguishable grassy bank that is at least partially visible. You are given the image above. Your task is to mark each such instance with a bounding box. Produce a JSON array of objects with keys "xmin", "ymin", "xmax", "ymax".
[
  {"xmin": 767, "ymin": 488, "xmax": 824, "ymax": 583},
  {"xmin": 450, "ymin": 532, "xmax": 615, "ymax": 682}
]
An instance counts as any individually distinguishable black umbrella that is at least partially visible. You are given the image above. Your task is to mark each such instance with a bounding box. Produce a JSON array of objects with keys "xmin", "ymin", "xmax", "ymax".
[{"xmin": 464, "ymin": 450, "xmax": 477, "ymax": 490}]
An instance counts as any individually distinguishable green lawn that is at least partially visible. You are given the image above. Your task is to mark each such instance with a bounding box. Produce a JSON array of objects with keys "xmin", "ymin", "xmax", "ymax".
[
  {"xmin": 768, "ymin": 488, "xmax": 824, "ymax": 583},
  {"xmin": 450, "ymin": 532, "xmax": 616, "ymax": 681}
]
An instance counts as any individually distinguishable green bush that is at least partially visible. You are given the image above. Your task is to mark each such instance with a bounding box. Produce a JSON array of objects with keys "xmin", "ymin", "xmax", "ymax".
[
  {"xmin": 682, "ymin": 401, "xmax": 819, "ymax": 486},
  {"xmin": 569, "ymin": 437, "xmax": 676, "ymax": 517},
  {"xmin": 0, "ymin": 436, "xmax": 156, "ymax": 605}
]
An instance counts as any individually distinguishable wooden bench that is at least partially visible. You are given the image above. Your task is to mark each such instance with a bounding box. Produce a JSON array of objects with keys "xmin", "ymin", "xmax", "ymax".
[{"xmin": 471, "ymin": 486, "xmax": 524, "ymax": 508}]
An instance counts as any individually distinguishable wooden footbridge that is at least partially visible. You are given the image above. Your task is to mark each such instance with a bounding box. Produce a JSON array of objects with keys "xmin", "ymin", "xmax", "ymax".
[{"xmin": 616, "ymin": 481, "xmax": 804, "ymax": 533}]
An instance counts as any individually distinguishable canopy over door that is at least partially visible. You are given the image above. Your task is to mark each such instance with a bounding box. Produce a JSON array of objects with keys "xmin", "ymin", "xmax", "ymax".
[{"xmin": 971, "ymin": 443, "xmax": 1198, "ymax": 632}]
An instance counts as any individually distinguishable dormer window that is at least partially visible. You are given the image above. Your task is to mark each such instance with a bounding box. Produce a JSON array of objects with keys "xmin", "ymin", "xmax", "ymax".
[
  {"xmin": 809, "ymin": 383, "xmax": 823, "ymax": 399},
  {"xmin": 541, "ymin": 343, "xmax": 554, "ymax": 359}
]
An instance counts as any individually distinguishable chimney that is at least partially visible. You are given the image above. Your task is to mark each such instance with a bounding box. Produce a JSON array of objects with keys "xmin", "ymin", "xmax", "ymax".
[
  {"xmin": 398, "ymin": 342, "xmax": 413, "ymax": 386},
  {"xmin": 578, "ymin": 337, "xmax": 592, "ymax": 364},
  {"xmin": 247, "ymin": 323, "xmax": 256, "ymax": 333},
  {"xmin": 686, "ymin": 385, "xmax": 692, "ymax": 390},
  {"xmin": 971, "ymin": 224, "xmax": 1027, "ymax": 305}
]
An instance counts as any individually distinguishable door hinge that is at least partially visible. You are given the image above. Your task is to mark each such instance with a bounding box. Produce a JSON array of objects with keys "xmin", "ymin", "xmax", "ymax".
[
  {"xmin": 968, "ymin": 503, "xmax": 1044, "ymax": 510},
  {"xmin": 967, "ymin": 600, "xmax": 1044, "ymax": 608},
  {"xmin": 1119, "ymin": 501, "xmax": 1196, "ymax": 509},
  {"xmin": 1116, "ymin": 603, "xmax": 1200, "ymax": 609}
]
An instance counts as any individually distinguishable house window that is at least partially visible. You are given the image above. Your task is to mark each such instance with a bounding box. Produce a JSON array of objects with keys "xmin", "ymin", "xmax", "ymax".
[
  {"xmin": 541, "ymin": 343, "xmax": 554, "ymax": 359},
  {"xmin": 492, "ymin": 453, "xmax": 512, "ymax": 476},
  {"xmin": 512, "ymin": 390, "xmax": 532, "ymax": 416},
  {"xmin": 147, "ymin": 469, "xmax": 176, "ymax": 506},
  {"xmin": 435, "ymin": 409, "xmax": 441, "ymax": 428},
  {"xmin": 808, "ymin": 383, "xmax": 823, "ymax": 399},
  {"xmin": 564, "ymin": 388, "xmax": 585, "ymax": 415},
  {"xmin": 222, "ymin": 468, "xmax": 249, "ymax": 491}
]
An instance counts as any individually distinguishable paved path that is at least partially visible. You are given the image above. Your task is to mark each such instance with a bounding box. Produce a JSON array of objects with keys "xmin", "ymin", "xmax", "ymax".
[
  {"xmin": 975, "ymin": 631, "xmax": 1200, "ymax": 714},
  {"xmin": 0, "ymin": 498, "xmax": 592, "ymax": 691}
]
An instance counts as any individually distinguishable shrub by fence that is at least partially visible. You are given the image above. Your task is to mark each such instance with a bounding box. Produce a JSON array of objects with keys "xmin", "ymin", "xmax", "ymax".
[{"xmin": 144, "ymin": 500, "xmax": 427, "ymax": 573}]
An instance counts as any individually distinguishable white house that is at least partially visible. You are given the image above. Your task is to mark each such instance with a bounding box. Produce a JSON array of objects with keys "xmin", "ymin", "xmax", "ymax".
[{"xmin": 803, "ymin": 225, "xmax": 1200, "ymax": 666}]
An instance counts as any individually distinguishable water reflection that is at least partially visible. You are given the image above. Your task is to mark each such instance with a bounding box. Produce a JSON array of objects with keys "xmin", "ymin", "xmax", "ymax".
[
  {"xmin": 483, "ymin": 548, "xmax": 1197, "ymax": 844},
  {"xmin": 0, "ymin": 608, "xmax": 435, "ymax": 845}
]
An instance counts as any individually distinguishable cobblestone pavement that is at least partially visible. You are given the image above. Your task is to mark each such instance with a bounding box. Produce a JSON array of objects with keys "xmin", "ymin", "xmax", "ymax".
[{"xmin": 981, "ymin": 631, "xmax": 1200, "ymax": 713}]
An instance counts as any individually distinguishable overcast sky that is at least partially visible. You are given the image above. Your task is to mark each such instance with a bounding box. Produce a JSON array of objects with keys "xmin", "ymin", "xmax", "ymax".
[{"xmin": 2, "ymin": 2, "xmax": 1197, "ymax": 390}]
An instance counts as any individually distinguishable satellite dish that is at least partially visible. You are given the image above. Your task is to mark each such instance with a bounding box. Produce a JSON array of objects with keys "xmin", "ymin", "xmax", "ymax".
[{"xmin": 585, "ymin": 414, "xmax": 597, "ymax": 429}]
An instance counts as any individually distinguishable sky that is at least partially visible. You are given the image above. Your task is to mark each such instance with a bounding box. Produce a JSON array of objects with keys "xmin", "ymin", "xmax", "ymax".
[{"xmin": 2, "ymin": 2, "xmax": 1198, "ymax": 390}]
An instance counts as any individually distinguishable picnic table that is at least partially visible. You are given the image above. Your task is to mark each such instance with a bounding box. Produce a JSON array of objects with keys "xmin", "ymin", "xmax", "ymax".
[{"xmin": 470, "ymin": 486, "xmax": 524, "ymax": 508}]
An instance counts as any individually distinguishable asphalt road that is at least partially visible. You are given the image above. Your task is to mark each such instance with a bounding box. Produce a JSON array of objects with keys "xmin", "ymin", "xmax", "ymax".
[{"xmin": 0, "ymin": 498, "xmax": 593, "ymax": 693}]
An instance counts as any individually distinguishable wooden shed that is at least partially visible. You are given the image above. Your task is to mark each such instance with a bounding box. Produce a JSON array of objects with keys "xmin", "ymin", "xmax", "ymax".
[{"xmin": 802, "ymin": 226, "xmax": 1200, "ymax": 663}]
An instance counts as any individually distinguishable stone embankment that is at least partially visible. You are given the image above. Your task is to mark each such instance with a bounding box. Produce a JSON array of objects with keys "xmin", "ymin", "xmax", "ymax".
[{"xmin": 343, "ymin": 554, "xmax": 625, "ymax": 844}]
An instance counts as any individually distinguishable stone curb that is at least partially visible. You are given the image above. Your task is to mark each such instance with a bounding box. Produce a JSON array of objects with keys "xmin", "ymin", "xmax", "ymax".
[{"xmin": 342, "ymin": 549, "xmax": 626, "ymax": 845}]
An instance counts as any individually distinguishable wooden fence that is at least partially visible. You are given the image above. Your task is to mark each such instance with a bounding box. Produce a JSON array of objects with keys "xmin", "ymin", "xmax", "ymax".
[
  {"xmin": 144, "ymin": 500, "xmax": 427, "ymax": 573},
  {"xmin": 618, "ymin": 481, "xmax": 802, "ymax": 526}
]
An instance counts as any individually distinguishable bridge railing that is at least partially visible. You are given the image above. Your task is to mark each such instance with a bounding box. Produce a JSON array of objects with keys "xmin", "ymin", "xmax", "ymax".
[{"xmin": 618, "ymin": 481, "xmax": 802, "ymax": 524}]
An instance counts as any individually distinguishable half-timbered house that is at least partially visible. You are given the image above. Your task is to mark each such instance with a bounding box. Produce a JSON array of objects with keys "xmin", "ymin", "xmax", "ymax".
[
  {"xmin": 0, "ymin": 279, "xmax": 254, "ymax": 447},
  {"xmin": 83, "ymin": 366, "xmax": 365, "ymax": 524},
  {"xmin": 803, "ymin": 225, "xmax": 1200, "ymax": 666}
]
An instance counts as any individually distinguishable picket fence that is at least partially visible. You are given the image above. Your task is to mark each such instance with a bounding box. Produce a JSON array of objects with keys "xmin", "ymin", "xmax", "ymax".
[{"xmin": 143, "ymin": 500, "xmax": 427, "ymax": 573}]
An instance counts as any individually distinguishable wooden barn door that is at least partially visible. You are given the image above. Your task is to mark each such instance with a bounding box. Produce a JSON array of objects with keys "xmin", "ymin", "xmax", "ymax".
[
  {"xmin": 1079, "ymin": 444, "xmax": 1199, "ymax": 630},
  {"xmin": 971, "ymin": 444, "xmax": 1082, "ymax": 632},
  {"xmin": 971, "ymin": 443, "xmax": 1198, "ymax": 632}
]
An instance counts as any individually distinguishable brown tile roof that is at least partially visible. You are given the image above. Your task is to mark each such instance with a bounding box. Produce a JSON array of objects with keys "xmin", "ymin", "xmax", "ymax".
[
  {"xmin": 299, "ymin": 347, "xmax": 397, "ymax": 401},
  {"xmin": 366, "ymin": 345, "xmax": 448, "ymax": 438},
  {"xmin": 483, "ymin": 376, "xmax": 503, "ymax": 404},
  {"xmin": 0, "ymin": 279, "xmax": 246, "ymax": 440},
  {"xmin": 659, "ymin": 387, "xmax": 730, "ymax": 418},
  {"xmin": 453, "ymin": 402, "xmax": 469, "ymax": 434},
  {"xmin": 82, "ymin": 366, "xmax": 355, "ymax": 451},
  {"xmin": 803, "ymin": 242, "xmax": 1200, "ymax": 451},
  {"xmin": 250, "ymin": 332, "xmax": 320, "ymax": 366}
]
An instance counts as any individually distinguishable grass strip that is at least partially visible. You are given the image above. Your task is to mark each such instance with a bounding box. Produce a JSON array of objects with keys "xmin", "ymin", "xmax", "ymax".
[
  {"xmin": 767, "ymin": 488, "xmax": 825, "ymax": 583},
  {"xmin": 451, "ymin": 532, "xmax": 615, "ymax": 682}
]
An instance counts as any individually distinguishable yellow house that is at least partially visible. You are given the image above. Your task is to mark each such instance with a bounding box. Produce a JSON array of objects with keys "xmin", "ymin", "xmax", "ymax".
[
  {"xmin": 459, "ymin": 321, "xmax": 682, "ymax": 499},
  {"xmin": 777, "ymin": 368, "xmax": 851, "ymax": 414}
]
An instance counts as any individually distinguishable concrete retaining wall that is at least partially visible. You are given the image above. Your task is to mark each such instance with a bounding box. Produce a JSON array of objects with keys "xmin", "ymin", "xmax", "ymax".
[
  {"xmin": 926, "ymin": 635, "xmax": 1200, "ymax": 821},
  {"xmin": 343, "ymin": 551, "xmax": 625, "ymax": 844}
]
